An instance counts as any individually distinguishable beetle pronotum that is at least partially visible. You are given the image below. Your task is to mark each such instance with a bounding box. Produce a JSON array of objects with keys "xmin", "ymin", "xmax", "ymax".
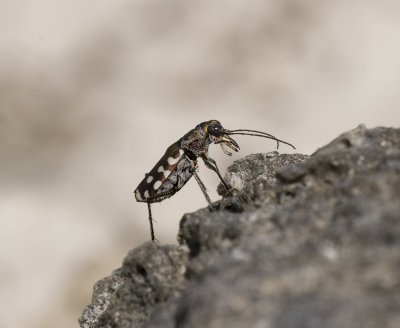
[{"xmin": 134, "ymin": 120, "xmax": 295, "ymax": 241}]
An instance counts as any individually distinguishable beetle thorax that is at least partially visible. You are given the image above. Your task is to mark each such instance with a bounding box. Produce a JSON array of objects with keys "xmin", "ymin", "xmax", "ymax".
[{"xmin": 180, "ymin": 127, "xmax": 212, "ymax": 157}]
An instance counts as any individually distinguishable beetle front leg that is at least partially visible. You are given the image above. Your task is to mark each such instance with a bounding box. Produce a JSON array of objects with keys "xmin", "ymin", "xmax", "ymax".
[{"xmin": 202, "ymin": 156, "xmax": 233, "ymax": 196}]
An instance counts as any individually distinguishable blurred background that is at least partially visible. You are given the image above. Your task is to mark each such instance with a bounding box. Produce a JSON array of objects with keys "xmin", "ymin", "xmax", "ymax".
[{"xmin": 1, "ymin": 0, "xmax": 400, "ymax": 327}]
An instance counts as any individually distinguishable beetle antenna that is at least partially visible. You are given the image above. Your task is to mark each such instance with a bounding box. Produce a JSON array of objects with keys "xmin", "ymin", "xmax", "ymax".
[{"xmin": 226, "ymin": 129, "xmax": 295, "ymax": 149}]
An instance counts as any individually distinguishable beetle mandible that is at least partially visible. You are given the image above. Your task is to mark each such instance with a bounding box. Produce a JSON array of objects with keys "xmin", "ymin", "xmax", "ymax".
[{"xmin": 134, "ymin": 120, "xmax": 295, "ymax": 241}]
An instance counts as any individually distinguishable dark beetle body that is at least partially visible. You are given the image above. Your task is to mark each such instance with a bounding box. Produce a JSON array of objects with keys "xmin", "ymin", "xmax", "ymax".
[
  {"xmin": 135, "ymin": 121, "xmax": 215, "ymax": 204},
  {"xmin": 134, "ymin": 119, "xmax": 295, "ymax": 241},
  {"xmin": 134, "ymin": 142, "xmax": 193, "ymax": 203}
]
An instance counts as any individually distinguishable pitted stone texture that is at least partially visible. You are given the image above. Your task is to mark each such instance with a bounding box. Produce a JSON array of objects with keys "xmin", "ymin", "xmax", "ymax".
[{"xmin": 80, "ymin": 242, "xmax": 188, "ymax": 328}]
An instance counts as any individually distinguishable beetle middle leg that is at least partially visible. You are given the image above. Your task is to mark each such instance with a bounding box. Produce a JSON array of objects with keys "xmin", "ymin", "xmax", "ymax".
[
  {"xmin": 202, "ymin": 156, "xmax": 233, "ymax": 196},
  {"xmin": 193, "ymin": 172, "xmax": 216, "ymax": 211}
]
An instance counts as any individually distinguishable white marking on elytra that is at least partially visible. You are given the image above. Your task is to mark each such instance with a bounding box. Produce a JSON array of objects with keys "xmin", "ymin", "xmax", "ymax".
[
  {"xmin": 146, "ymin": 175, "xmax": 153, "ymax": 183},
  {"xmin": 158, "ymin": 165, "xmax": 170, "ymax": 178},
  {"xmin": 167, "ymin": 149, "xmax": 184, "ymax": 165},
  {"xmin": 135, "ymin": 190, "xmax": 143, "ymax": 201},
  {"xmin": 153, "ymin": 180, "xmax": 162, "ymax": 190},
  {"xmin": 144, "ymin": 190, "xmax": 150, "ymax": 198}
]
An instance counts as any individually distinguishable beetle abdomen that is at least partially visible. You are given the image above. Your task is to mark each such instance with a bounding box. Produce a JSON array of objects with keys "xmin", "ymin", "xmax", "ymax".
[
  {"xmin": 157, "ymin": 156, "xmax": 194, "ymax": 195},
  {"xmin": 134, "ymin": 142, "xmax": 187, "ymax": 202}
]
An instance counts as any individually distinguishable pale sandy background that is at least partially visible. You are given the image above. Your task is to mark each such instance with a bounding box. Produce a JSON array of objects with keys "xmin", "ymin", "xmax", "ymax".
[{"xmin": 1, "ymin": 1, "xmax": 400, "ymax": 327}]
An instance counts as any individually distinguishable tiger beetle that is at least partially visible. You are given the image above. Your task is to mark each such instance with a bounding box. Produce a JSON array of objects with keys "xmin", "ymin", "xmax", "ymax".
[{"xmin": 134, "ymin": 120, "xmax": 295, "ymax": 241}]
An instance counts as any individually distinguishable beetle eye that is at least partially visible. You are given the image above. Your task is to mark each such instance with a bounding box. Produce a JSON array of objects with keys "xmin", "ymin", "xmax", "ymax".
[{"xmin": 209, "ymin": 124, "xmax": 223, "ymax": 136}]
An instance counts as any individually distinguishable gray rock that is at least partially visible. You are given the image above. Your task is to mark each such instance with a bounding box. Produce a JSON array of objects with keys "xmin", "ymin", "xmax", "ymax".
[
  {"xmin": 80, "ymin": 242, "xmax": 188, "ymax": 328},
  {"xmin": 80, "ymin": 126, "xmax": 400, "ymax": 328},
  {"xmin": 79, "ymin": 269, "xmax": 125, "ymax": 328}
]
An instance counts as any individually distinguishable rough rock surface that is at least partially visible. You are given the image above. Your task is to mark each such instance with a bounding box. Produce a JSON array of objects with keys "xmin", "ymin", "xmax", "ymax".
[{"xmin": 80, "ymin": 126, "xmax": 400, "ymax": 328}]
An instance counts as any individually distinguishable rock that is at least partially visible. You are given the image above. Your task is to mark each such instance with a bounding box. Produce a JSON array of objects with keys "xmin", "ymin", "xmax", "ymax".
[
  {"xmin": 79, "ymin": 242, "xmax": 188, "ymax": 328},
  {"xmin": 79, "ymin": 269, "xmax": 125, "ymax": 328},
  {"xmin": 80, "ymin": 126, "xmax": 400, "ymax": 328}
]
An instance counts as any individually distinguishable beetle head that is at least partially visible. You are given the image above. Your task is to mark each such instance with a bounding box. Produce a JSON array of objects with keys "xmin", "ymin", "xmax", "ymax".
[{"xmin": 204, "ymin": 120, "xmax": 240, "ymax": 156}]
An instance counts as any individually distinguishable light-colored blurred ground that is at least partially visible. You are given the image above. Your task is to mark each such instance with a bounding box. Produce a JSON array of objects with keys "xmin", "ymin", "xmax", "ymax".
[{"xmin": 1, "ymin": 1, "xmax": 400, "ymax": 327}]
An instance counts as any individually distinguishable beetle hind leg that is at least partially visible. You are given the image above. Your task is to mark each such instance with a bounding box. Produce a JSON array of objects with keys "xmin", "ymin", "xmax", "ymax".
[
  {"xmin": 144, "ymin": 189, "xmax": 178, "ymax": 241},
  {"xmin": 147, "ymin": 202, "xmax": 156, "ymax": 241}
]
